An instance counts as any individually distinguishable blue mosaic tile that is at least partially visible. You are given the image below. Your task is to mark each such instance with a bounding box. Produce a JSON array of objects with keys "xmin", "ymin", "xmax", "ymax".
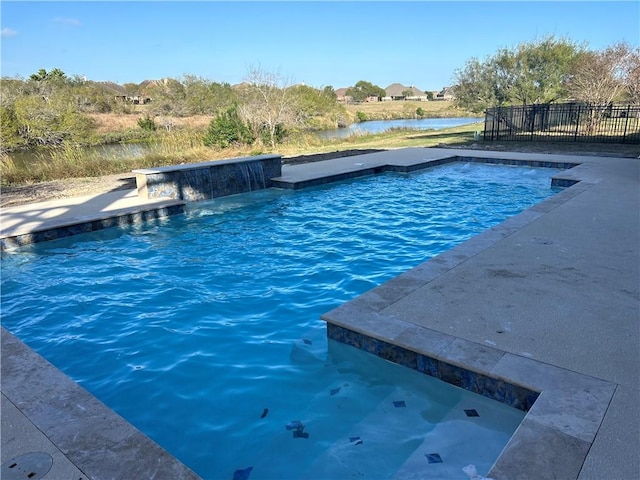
[
  {"xmin": 360, "ymin": 335, "xmax": 381, "ymax": 354},
  {"xmin": 416, "ymin": 354, "xmax": 439, "ymax": 377},
  {"xmin": 285, "ymin": 420, "xmax": 304, "ymax": 431},
  {"xmin": 425, "ymin": 453, "xmax": 443, "ymax": 464},
  {"xmin": 286, "ymin": 420, "xmax": 309, "ymax": 438},
  {"xmin": 437, "ymin": 361, "xmax": 464, "ymax": 387},
  {"xmin": 379, "ymin": 342, "xmax": 417, "ymax": 368},
  {"xmin": 233, "ymin": 466, "xmax": 253, "ymax": 480},
  {"xmin": 1, "ymin": 204, "xmax": 186, "ymax": 251},
  {"xmin": 327, "ymin": 323, "xmax": 539, "ymax": 412}
]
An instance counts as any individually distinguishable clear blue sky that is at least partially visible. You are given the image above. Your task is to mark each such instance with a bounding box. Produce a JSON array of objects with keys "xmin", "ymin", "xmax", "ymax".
[{"xmin": 1, "ymin": 1, "xmax": 638, "ymax": 91}]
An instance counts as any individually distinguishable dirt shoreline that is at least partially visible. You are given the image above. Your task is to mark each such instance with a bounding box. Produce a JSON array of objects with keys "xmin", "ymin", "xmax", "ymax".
[{"xmin": 1, "ymin": 143, "xmax": 637, "ymax": 208}]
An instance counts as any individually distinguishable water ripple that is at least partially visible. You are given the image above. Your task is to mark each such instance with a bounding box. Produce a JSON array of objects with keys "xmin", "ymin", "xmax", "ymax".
[{"xmin": 1, "ymin": 163, "xmax": 558, "ymax": 479}]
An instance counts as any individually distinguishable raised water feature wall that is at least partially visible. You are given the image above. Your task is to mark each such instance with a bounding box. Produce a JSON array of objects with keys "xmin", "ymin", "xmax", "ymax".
[{"xmin": 133, "ymin": 154, "xmax": 282, "ymax": 201}]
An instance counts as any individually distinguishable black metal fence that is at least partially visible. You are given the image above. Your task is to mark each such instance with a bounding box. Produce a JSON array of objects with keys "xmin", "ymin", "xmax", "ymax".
[{"xmin": 484, "ymin": 103, "xmax": 640, "ymax": 144}]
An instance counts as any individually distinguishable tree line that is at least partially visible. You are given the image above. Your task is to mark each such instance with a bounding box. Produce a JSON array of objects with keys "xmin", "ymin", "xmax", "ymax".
[
  {"xmin": 2, "ymin": 37, "xmax": 638, "ymax": 153},
  {"xmin": 452, "ymin": 37, "xmax": 639, "ymax": 113},
  {"xmin": 0, "ymin": 66, "xmax": 348, "ymax": 152}
]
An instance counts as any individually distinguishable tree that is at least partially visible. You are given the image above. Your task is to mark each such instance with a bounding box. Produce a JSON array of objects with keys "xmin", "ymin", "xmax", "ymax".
[
  {"xmin": 12, "ymin": 94, "xmax": 95, "ymax": 146},
  {"xmin": 402, "ymin": 89, "xmax": 414, "ymax": 98},
  {"xmin": 345, "ymin": 80, "xmax": 386, "ymax": 102},
  {"xmin": 238, "ymin": 65, "xmax": 296, "ymax": 148},
  {"xmin": 29, "ymin": 68, "xmax": 66, "ymax": 83},
  {"xmin": 567, "ymin": 42, "xmax": 637, "ymax": 106},
  {"xmin": 0, "ymin": 104, "xmax": 25, "ymax": 151},
  {"xmin": 287, "ymin": 84, "xmax": 346, "ymax": 130},
  {"xmin": 453, "ymin": 58, "xmax": 506, "ymax": 113},
  {"xmin": 27, "ymin": 68, "xmax": 71, "ymax": 102},
  {"xmin": 322, "ymin": 85, "xmax": 337, "ymax": 100},
  {"xmin": 182, "ymin": 75, "xmax": 236, "ymax": 115},
  {"xmin": 622, "ymin": 47, "xmax": 640, "ymax": 105},
  {"xmin": 145, "ymin": 78, "xmax": 187, "ymax": 116},
  {"xmin": 453, "ymin": 36, "xmax": 582, "ymax": 112},
  {"xmin": 507, "ymin": 37, "xmax": 581, "ymax": 105}
]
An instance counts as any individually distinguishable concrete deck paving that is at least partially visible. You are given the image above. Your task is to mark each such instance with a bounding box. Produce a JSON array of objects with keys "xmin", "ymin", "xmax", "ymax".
[{"xmin": 1, "ymin": 147, "xmax": 638, "ymax": 479}]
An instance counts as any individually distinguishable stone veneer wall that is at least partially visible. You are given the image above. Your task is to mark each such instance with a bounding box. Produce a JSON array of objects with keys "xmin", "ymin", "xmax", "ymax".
[{"xmin": 134, "ymin": 154, "xmax": 282, "ymax": 201}]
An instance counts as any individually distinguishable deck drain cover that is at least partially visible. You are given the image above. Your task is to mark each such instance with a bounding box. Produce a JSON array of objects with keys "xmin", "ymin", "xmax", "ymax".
[{"xmin": 1, "ymin": 452, "xmax": 53, "ymax": 480}]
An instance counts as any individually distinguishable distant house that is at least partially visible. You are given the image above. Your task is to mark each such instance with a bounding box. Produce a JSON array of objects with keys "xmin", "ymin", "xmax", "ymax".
[
  {"xmin": 435, "ymin": 87, "xmax": 455, "ymax": 101},
  {"xmin": 335, "ymin": 87, "xmax": 353, "ymax": 103},
  {"xmin": 384, "ymin": 83, "xmax": 428, "ymax": 101},
  {"xmin": 114, "ymin": 95, "xmax": 152, "ymax": 105}
]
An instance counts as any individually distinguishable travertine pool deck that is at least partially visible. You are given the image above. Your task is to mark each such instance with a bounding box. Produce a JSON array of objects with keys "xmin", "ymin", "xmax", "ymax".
[{"xmin": 1, "ymin": 147, "xmax": 638, "ymax": 479}]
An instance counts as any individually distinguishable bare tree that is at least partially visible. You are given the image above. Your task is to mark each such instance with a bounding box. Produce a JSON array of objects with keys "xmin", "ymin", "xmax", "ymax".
[
  {"xmin": 567, "ymin": 42, "xmax": 638, "ymax": 132},
  {"xmin": 622, "ymin": 47, "xmax": 640, "ymax": 105},
  {"xmin": 238, "ymin": 65, "xmax": 296, "ymax": 148},
  {"xmin": 567, "ymin": 42, "xmax": 633, "ymax": 106}
]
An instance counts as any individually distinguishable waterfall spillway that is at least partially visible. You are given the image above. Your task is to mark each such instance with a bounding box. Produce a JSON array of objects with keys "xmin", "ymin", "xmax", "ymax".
[
  {"xmin": 134, "ymin": 154, "xmax": 282, "ymax": 202},
  {"xmin": 239, "ymin": 161, "xmax": 266, "ymax": 192}
]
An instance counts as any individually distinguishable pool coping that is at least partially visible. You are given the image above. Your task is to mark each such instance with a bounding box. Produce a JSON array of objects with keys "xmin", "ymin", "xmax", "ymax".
[
  {"xmin": 1, "ymin": 148, "xmax": 637, "ymax": 480},
  {"xmin": 321, "ymin": 179, "xmax": 616, "ymax": 479},
  {"xmin": 0, "ymin": 201, "xmax": 186, "ymax": 250}
]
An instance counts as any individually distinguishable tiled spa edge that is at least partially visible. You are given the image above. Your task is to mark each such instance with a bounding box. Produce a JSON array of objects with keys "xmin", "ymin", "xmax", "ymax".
[{"xmin": 0, "ymin": 201, "xmax": 185, "ymax": 251}]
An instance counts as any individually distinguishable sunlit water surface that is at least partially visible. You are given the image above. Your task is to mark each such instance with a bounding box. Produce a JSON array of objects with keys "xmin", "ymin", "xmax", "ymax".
[{"xmin": 1, "ymin": 163, "xmax": 561, "ymax": 479}]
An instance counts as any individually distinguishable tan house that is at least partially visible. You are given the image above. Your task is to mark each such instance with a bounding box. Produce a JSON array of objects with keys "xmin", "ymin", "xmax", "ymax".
[
  {"xmin": 335, "ymin": 87, "xmax": 352, "ymax": 103},
  {"xmin": 384, "ymin": 83, "xmax": 428, "ymax": 101},
  {"xmin": 435, "ymin": 87, "xmax": 455, "ymax": 101}
]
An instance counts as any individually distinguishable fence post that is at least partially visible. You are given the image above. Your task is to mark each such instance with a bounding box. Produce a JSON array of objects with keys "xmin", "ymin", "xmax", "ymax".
[
  {"xmin": 574, "ymin": 106, "xmax": 581, "ymax": 141},
  {"xmin": 483, "ymin": 109, "xmax": 488, "ymax": 141},
  {"xmin": 621, "ymin": 105, "xmax": 631, "ymax": 143},
  {"xmin": 530, "ymin": 105, "xmax": 536, "ymax": 140}
]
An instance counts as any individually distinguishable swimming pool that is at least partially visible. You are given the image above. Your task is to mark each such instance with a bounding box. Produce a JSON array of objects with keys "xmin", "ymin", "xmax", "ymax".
[{"xmin": 1, "ymin": 163, "xmax": 562, "ymax": 479}]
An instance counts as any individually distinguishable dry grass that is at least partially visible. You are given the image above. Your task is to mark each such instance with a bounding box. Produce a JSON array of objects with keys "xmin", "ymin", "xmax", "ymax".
[
  {"xmin": 90, "ymin": 113, "xmax": 140, "ymax": 134},
  {"xmin": 90, "ymin": 113, "xmax": 213, "ymax": 134},
  {"xmin": 344, "ymin": 100, "xmax": 476, "ymax": 120}
]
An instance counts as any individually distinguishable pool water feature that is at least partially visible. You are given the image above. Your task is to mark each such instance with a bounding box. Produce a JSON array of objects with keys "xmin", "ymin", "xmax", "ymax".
[{"xmin": 1, "ymin": 163, "xmax": 562, "ymax": 479}]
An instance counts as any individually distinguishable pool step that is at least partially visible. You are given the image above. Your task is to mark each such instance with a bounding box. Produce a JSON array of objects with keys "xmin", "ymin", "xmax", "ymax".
[
  {"xmin": 296, "ymin": 387, "xmax": 439, "ymax": 479},
  {"xmin": 392, "ymin": 393, "xmax": 524, "ymax": 480}
]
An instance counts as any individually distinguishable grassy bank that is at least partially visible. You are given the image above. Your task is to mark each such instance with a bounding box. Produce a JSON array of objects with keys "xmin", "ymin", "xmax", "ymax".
[
  {"xmin": 0, "ymin": 121, "xmax": 483, "ymax": 185},
  {"xmin": 344, "ymin": 100, "xmax": 475, "ymax": 121}
]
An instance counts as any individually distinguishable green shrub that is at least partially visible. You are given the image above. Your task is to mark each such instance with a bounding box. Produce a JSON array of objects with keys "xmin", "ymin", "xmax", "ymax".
[
  {"xmin": 0, "ymin": 105, "xmax": 27, "ymax": 152},
  {"xmin": 355, "ymin": 111, "xmax": 367, "ymax": 122},
  {"xmin": 416, "ymin": 107, "xmax": 426, "ymax": 117},
  {"xmin": 203, "ymin": 105, "xmax": 254, "ymax": 148},
  {"xmin": 137, "ymin": 115, "xmax": 157, "ymax": 131},
  {"xmin": 259, "ymin": 123, "xmax": 287, "ymax": 146}
]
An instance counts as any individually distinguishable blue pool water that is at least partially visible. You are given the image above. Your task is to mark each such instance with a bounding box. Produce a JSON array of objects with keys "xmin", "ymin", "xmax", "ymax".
[{"xmin": 1, "ymin": 163, "xmax": 562, "ymax": 479}]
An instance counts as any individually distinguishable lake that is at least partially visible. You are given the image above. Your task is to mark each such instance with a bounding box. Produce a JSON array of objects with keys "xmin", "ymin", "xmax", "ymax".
[{"xmin": 316, "ymin": 117, "xmax": 483, "ymax": 139}]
